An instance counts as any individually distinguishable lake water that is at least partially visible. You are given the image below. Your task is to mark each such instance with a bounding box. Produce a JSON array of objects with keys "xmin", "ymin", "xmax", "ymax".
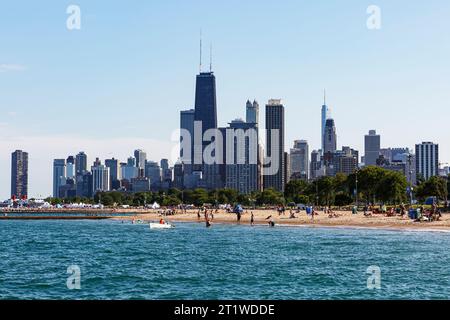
[{"xmin": 0, "ymin": 220, "xmax": 449, "ymax": 300}]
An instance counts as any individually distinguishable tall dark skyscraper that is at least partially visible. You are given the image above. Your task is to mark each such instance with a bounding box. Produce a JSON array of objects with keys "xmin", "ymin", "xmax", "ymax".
[
  {"xmin": 11, "ymin": 150, "xmax": 29, "ymax": 199},
  {"xmin": 75, "ymin": 152, "xmax": 87, "ymax": 176},
  {"xmin": 194, "ymin": 70, "xmax": 220, "ymax": 189},
  {"xmin": 105, "ymin": 158, "xmax": 120, "ymax": 190},
  {"xmin": 180, "ymin": 109, "xmax": 195, "ymax": 174},
  {"xmin": 264, "ymin": 100, "xmax": 285, "ymax": 192},
  {"xmin": 194, "ymin": 71, "xmax": 217, "ymax": 164},
  {"xmin": 323, "ymin": 118, "xmax": 337, "ymax": 154},
  {"xmin": 194, "ymin": 72, "xmax": 218, "ymax": 133}
]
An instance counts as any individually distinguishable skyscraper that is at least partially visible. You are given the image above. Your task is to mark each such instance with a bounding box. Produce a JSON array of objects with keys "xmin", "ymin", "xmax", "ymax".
[
  {"xmin": 11, "ymin": 150, "xmax": 28, "ymax": 199},
  {"xmin": 66, "ymin": 156, "xmax": 75, "ymax": 179},
  {"xmin": 290, "ymin": 140, "xmax": 309, "ymax": 180},
  {"xmin": 105, "ymin": 158, "xmax": 120, "ymax": 190},
  {"xmin": 92, "ymin": 160, "xmax": 110, "ymax": 193},
  {"xmin": 145, "ymin": 161, "xmax": 162, "ymax": 191},
  {"xmin": 415, "ymin": 142, "xmax": 439, "ymax": 180},
  {"xmin": 134, "ymin": 149, "xmax": 147, "ymax": 176},
  {"xmin": 323, "ymin": 119, "xmax": 337, "ymax": 154},
  {"xmin": 310, "ymin": 150, "xmax": 322, "ymax": 180},
  {"xmin": 194, "ymin": 70, "xmax": 220, "ymax": 189},
  {"xmin": 160, "ymin": 159, "xmax": 169, "ymax": 172},
  {"xmin": 264, "ymin": 99, "xmax": 285, "ymax": 192},
  {"xmin": 75, "ymin": 152, "xmax": 87, "ymax": 176},
  {"xmin": 121, "ymin": 157, "xmax": 139, "ymax": 181},
  {"xmin": 224, "ymin": 119, "xmax": 259, "ymax": 194},
  {"xmin": 321, "ymin": 91, "xmax": 331, "ymax": 152},
  {"xmin": 246, "ymin": 100, "xmax": 259, "ymax": 125},
  {"xmin": 194, "ymin": 72, "xmax": 218, "ymax": 134},
  {"xmin": 180, "ymin": 109, "xmax": 195, "ymax": 174},
  {"xmin": 53, "ymin": 159, "xmax": 66, "ymax": 198},
  {"xmin": 173, "ymin": 161, "xmax": 184, "ymax": 190},
  {"xmin": 364, "ymin": 130, "xmax": 381, "ymax": 166}
]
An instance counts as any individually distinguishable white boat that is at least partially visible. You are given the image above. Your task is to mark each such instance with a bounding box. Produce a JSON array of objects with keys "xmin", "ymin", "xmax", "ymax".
[{"xmin": 149, "ymin": 222, "xmax": 175, "ymax": 230}]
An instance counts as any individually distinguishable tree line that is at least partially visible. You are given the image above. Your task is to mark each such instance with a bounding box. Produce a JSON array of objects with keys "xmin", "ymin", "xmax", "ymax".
[{"xmin": 45, "ymin": 167, "xmax": 449, "ymax": 207}]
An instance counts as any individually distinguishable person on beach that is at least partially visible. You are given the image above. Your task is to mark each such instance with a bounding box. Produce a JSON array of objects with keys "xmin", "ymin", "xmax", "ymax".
[
  {"xmin": 268, "ymin": 218, "xmax": 275, "ymax": 227},
  {"xmin": 250, "ymin": 212, "xmax": 254, "ymax": 226},
  {"xmin": 237, "ymin": 211, "xmax": 241, "ymax": 223},
  {"xmin": 206, "ymin": 219, "xmax": 212, "ymax": 228},
  {"xmin": 289, "ymin": 210, "xmax": 296, "ymax": 219}
]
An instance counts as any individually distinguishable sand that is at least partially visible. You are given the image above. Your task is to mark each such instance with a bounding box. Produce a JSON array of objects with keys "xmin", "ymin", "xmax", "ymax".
[{"xmin": 111, "ymin": 209, "xmax": 450, "ymax": 232}]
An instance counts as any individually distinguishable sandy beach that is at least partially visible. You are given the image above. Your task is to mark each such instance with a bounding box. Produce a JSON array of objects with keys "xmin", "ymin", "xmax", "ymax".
[
  {"xmin": 112, "ymin": 209, "xmax": 450, "ymax": 231},
  {"xmin": 2, "ymin": 207, "xmax": 450, "ymax": 231}
]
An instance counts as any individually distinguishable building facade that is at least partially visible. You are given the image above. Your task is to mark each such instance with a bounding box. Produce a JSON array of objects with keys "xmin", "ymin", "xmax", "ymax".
[
  {"xmin": 290, "ymin": 140, "xmax": 309, "ymax": 180},
  {"xmin": 224, "ymin": 119, "xmax": 259, "ymax": 194},
  {"xmin": 364, "ymin": 130, "xmax": 381, "ymax": 166},
  {"xmin": 415, "ymin": 142, "xmax": 439, "ymax": 180},
  {"xmin": 264, "ymin": 99, "xmax": 285, "ymax": 192},
  {"xmin": 92, "ymin": 161, "xmax": 110, "ymax": 193},
  {"xmin": 11, "ymin": 150, "xmax": 28, "ymax": 199},
  {"xmin": 53, "ymin": 159, "xmax": 66, "ymax": 198},
  {"xmin": 246, "ymin": 100, "xmax": 259, "ymax": 125}
]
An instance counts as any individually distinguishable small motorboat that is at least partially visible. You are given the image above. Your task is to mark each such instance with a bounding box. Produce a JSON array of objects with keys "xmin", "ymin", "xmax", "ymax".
[{"xmin": 149, "ymin": 222, "xmax": 175, "ymax": 230}]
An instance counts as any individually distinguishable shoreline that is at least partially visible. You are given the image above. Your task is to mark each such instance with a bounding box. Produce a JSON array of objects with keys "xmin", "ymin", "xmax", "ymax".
[{"xmin": 2, "ymin": 208, "xmax": 450, "ymax": 232}]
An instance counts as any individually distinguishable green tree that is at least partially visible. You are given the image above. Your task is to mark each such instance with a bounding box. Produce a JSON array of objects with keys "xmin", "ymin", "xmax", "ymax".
[
  {"xmin": 256, "ymin": 188, "xmax": 285, "ymax": 206},
  {"xmin": 333, "ymin": 173, "xmax": 348, "ymax": 194},
  {"xmin": 376, "ymin": 171, "xmax": 407, "ymax": 204},
  {"xmin": 317, "ymin": 176, "xmax": 335, "ymax": 206},
  {"xmin": 334, "ymin": 192, "xmax": 353, "ymax": 208},
  {"xmin": 284, "ymin": 179, "xmax": 309, "ymax": 203},
  {"xmin": 355, "ymin": 166, "xmax": 385, "ymax": 204},
  {"xmin": 415, "ymin": 176, "xmax": 448, "ymax": 202}
]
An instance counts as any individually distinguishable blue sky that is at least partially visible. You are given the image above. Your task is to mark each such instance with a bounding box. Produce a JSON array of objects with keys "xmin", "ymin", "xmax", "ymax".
[{"xmin": 1, "ymin": 0, "xmax": 450, "ymax": 198}]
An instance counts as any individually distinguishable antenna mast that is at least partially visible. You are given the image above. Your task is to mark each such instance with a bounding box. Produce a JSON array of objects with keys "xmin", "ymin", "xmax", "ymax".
[
  {"xmin": 210, "ymin": 43, "xmax": 213, "ymax": 72},
  {"xmin": 199, "ymin": 29, "xmax": 203, "ymax": 73}
]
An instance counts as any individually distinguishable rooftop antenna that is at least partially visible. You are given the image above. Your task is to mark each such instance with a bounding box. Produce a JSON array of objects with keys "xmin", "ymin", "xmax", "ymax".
[
  {"xmin": 209, "ymin": 43, "xmax": 213, "ymax": 72},
  {"xmin": 323, "ymin": 89, "xmax": 327, "ymax": 106},
  {"xmin": 199, "ymin": 29, "xmax": 203, "ymax": 73}
]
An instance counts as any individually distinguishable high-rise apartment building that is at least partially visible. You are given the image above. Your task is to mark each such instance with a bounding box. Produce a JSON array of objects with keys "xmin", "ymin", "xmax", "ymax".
[
  {"xmin": 11, "ymin": 150, "xmax": 28, "ymax": 199},
  {"xmin": 290, "ymin": 140, "xmax": 309, "ymax": 180},
  {"xmin": 264, "ymin": 99, "xmax": 285, "ymax": 192},
  {"xmin": 53, "ymin": 159, "xmax": 66, "ymax": 198},
  {"xmin": 364, "ymin": 130, "xmax": 381, "ymax": 166},
  {"xmin": 415, "ymin": 142, "xmax": 439, "ymax": 180}
]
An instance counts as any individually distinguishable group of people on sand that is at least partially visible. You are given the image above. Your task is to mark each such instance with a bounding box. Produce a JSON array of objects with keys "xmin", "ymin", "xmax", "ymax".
[
  {"xmin": 324, "ymin": 206, "xmax": 341, "ymax": 219},
  {"xmin": 413, "ymin": 204, "xmax": 442, "ymax": 222},
  {"xmin": 362, "ymin": 203, "xmax": 443, "ymax": 222}
]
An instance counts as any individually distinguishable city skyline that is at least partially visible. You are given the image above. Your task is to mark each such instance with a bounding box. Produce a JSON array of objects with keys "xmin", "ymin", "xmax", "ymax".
[{"xmin": 1, "ymin": 1, "xmax": 450, "ymax": 198}]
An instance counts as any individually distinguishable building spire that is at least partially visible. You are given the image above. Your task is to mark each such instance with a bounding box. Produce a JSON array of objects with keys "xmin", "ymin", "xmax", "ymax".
[
  {"xmin": 209, "ymin": 43, "xmax": 213, "ymax": 72},
  {"xmin": 199, "ymin": 29, "xmax": 203, "ymax": 73},
  {"xmin": 323, "ymin": 88, "xmax": 326, "ymax": 106}
]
